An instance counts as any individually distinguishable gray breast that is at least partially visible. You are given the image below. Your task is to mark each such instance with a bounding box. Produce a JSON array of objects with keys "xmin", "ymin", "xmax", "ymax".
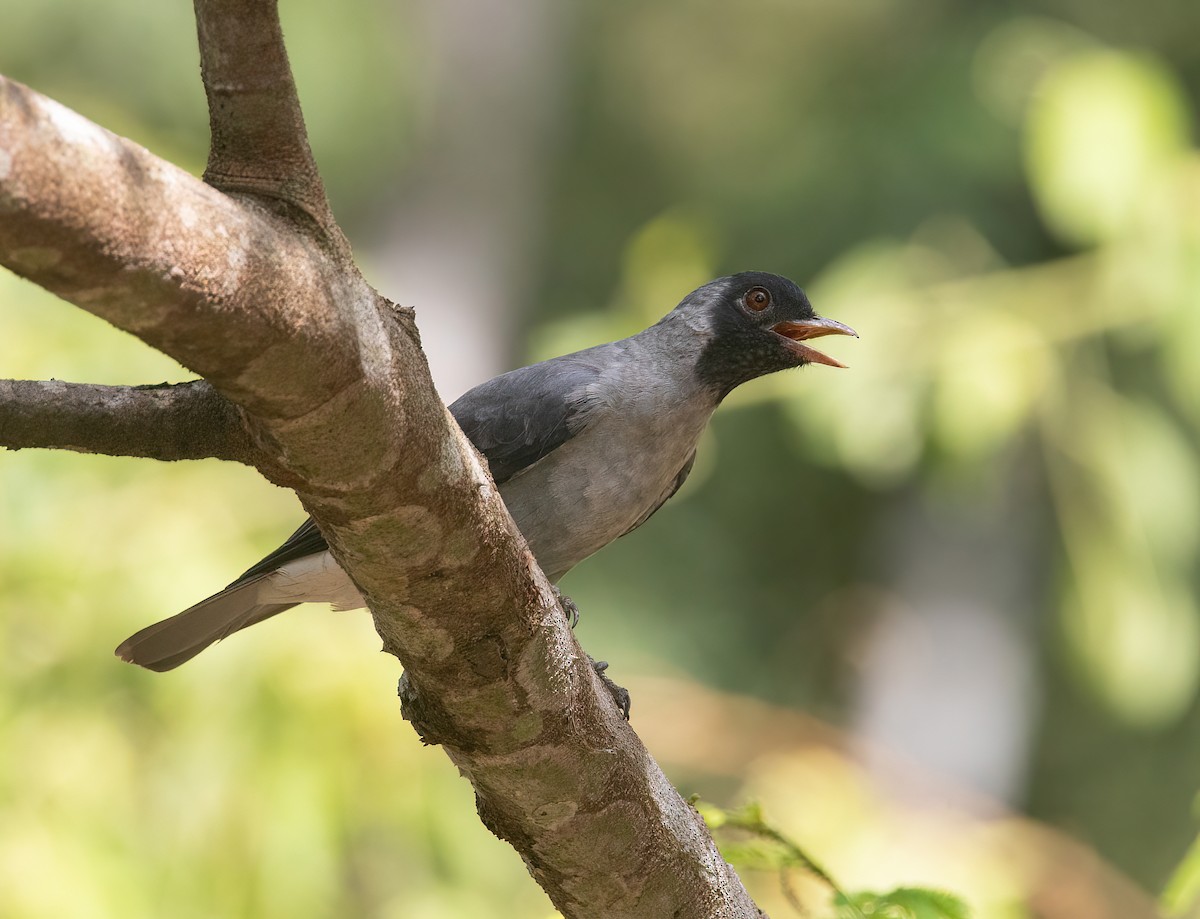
[{"xmin": 497, "ymin": 361, "xmax": 717, "ymax": 582}]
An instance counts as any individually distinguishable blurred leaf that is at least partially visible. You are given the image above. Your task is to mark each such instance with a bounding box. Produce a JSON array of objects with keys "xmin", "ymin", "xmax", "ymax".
[
  {"xmin": 1093, "ymin": 396, "xmax": 1200, "ymax": 565},
  {"xmin": 836, "ymin": 887, "xmax": 971, "ymax": 919},
  {"xmin": 1058, "ymin": 509, "xmax": 1200, "ymax": 728},
  {"xmin": 781, "ymin": 242, "xmax": 928, "ymax": 486},
  {"xmin": 1162, "ymin": 826, "xmax": 1200, "ymax": 916},
  {"xmin": 527, "ymin": 312, "xmax": 622, "ymax": 366},
  {"xmin": 931, "ymin": 308, "xmax": 1053, "ymax": 462},
  {"xmin": 1049, "ymin": 390, "xmax": 1200, "ymax": 726},
  {"xmin": 1024, "ymin": 50, "xmax": 1191, "ymax": 247},
  {"xmin": 620, "ymin": 209, "xmax": 718, "ymax": 328},
  {"xmin": 972, "ymin": 17, "xmax": 1097, "ymax": 127},
  {"xmin": 691, "ymin": 796, "xmax": 729, "ymax": 830},
  {"xmin": 1158, "ymin": 161, "xmax": 1200, "ymax": 423}
]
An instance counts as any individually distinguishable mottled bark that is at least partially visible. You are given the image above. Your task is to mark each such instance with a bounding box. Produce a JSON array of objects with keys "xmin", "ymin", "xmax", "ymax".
[{"xmin": 0, "ymin": 3, "xmax": 762, "ymax": 916}]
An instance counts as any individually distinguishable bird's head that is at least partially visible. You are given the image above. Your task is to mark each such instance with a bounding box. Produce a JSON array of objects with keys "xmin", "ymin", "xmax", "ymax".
[{"xmin": 675, "ymin": 271, "xmax": 857, "ymax": 397}]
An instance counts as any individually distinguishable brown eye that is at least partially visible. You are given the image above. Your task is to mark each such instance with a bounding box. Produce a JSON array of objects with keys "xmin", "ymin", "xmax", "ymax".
[{"xmin": 744, "ymin": 287, "xmax": 771, "ymax": 311}]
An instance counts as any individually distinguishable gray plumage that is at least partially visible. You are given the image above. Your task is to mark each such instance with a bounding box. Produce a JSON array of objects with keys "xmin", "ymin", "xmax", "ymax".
[{"xmin": 116, "ymin": 272, "xmax": 855, "ymax": 670}]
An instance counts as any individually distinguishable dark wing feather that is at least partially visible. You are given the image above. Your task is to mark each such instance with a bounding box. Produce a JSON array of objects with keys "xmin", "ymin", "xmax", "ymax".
[
  {"xmin": 231, "ymin": 517, "xmax": 329, "ymax": 587},
  {"xmin": 449, "ymin": 355, "xmax": 606, "ymax": 485},
  {"xmin": 620, "ymin": 450, "xmax": 696, "ymax": 538}
]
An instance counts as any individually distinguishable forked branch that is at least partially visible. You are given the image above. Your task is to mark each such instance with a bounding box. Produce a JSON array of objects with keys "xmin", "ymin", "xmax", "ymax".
[
  {"xmin": 0, "ymin": 75, "xmax": 365, "ymax": 431},
  {"xmin": 193, "ymin": 0, "xmax": 345, "ymax": 251}
]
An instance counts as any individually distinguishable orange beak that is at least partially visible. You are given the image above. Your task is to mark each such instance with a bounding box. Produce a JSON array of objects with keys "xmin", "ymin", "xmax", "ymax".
[{"xmin": 770, "ymin": 317, "xmax": 858, "ymax": 368}]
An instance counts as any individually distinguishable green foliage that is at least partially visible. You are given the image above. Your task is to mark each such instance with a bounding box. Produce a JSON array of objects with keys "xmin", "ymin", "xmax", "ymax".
[
  {"xmin": 1163, "ymin": 797, "xmax": 1200, "ymax": 916},
  {"xmin": 1025, "ymin": 50, "xmax": 1191, "ymax": 247},
  {"xmin": 696, "ymin": 798, "xmax": 971, "ymax": 919},
  {"xmin": 836, "ymin": 888, "xmax": 970, "ymax": 919},
  {"xmin": 1163, "ymin": 830, "xmax": 1200, "ymax": 915},
  {"xmin": 695, "ymin": 798, "xmax": 844, "ymax": 888}
]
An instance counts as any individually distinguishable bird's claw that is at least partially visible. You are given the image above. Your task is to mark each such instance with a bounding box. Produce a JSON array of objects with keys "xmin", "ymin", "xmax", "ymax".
[
  {"xmin": 553, "ymin": 587, "xmax": 580, "ymax": 629},
  {"xmin": 590, "ymin": 657, "xmax": 631, "ymax": 720}
]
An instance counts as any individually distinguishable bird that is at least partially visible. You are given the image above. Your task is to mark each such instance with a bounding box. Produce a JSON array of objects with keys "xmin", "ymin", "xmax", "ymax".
[{"xmin": 116, "ymin": 271, "xmax": 856, "ymax": 684}]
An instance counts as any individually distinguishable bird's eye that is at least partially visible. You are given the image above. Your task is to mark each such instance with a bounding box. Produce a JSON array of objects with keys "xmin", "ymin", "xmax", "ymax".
[{"xmin": 744, "ymin": 287, "xmax": 771, "ymax": 312}]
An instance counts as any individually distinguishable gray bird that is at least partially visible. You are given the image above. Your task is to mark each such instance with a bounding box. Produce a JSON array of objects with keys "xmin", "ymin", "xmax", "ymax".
[{"xmin": 116, "ymin": 271, "xmax": 855, "ymax": 677}]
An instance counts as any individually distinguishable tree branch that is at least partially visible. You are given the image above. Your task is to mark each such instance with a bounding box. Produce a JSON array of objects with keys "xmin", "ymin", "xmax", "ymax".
[
  {"xmin": 192, "ymin": 0, "xmax": 345, "ymax": 250},
  {"xmin": 0, "ymin": 379, "xmax": 261, "ymax": 463},
  {"xmin": 0, "ymin": 75, "xmax": 365, "ymax": 434}
]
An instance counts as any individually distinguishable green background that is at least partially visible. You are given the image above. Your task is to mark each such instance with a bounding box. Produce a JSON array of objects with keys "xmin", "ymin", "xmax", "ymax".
[{"xmin": 4, "ymin": 1, "xmax": 1200, "ymax": 916}]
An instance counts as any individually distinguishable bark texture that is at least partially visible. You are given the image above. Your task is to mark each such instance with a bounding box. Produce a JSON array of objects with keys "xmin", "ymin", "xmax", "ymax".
[
  {"xmin": 0, "ymin": 379, "xmax": 259, "ymax": 463},
  {"xmin": 0, "ymin": 3, "xmax": 763, "ymax": 916}
]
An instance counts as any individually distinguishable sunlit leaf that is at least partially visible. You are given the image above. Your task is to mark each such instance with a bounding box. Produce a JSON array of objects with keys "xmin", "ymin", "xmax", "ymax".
[
  {"xmin": 1162, "ymin": 826, "xmax": 1200, "ymax": 916},
  {"xmin": 621, "ymin": 209, "xmax": 718, "ymax": 328},
  {"xmin": 1157, "ymin": 161, "xmax": 1200, "ymax": 423},
  {"xmin": 782, "ymin": 242, "xmax": 928, "ymax": 485},
  {"xmin": 1024, "ymin": 50, "xmax": 1191, "ymax": 247},
  {"xmin": 693, "ymin": 798, "xmax": 729, "ymax": 830},
  {"xmin": 1047, "ymin": 387, "xmax": 1200, "ymax": 725},
  {"xmin": 931, "ymin": 308, "xmax": 1053, "ymax": 462},
  {"xmin": 837, "ymin": 887, "xmax": 971, "ymax": 919},
  {"xmin": 1061, "ymin": 550, "xmax": 1200, "ymax": 727},
  {"xmin": 1062, "ymin": 393, "xmax": 1200, "ymax": 566}
]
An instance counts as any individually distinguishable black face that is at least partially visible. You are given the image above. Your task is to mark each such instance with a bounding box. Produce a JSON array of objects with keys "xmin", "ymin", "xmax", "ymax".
[{"xmin": 692, "ymin": 271, "xmax": 855, "ymax": 399}]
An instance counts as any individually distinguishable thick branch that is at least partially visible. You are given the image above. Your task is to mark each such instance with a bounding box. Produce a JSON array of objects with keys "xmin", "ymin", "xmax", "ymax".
[
  {"xmin": 0, "ymin": 77, "xmax": 763, "ymax": 918},
  {"xmin": 193, "ymin": 0, "xmax": 344, "ymax": 249},
  {"xmin": 0, "ymin": 379, "xmax": 261, "ymax": 463},
  {"xmin": 0, "ymin": 76, "xmax": 366, "ymax": 436}
]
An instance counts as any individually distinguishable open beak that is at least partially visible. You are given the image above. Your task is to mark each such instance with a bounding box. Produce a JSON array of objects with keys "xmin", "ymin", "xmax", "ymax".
[{"xmin": 771, "ymin": 316, "xmax": 858, "ymax": 368}]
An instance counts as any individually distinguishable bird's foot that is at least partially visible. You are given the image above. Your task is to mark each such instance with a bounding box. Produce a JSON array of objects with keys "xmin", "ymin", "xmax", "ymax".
[
  {"xmin": 553, "ymin": 586, "xmax": 580, "ymax": 629},
  {"xmin": 590, "ymin": 656, "xmax": 631, "ymax": 720}
]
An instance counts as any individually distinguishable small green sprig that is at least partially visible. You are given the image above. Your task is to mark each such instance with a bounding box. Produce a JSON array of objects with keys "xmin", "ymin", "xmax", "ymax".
[{"xmin": 692, "ymin": 797, "xmax": 969, "ymax": 919}]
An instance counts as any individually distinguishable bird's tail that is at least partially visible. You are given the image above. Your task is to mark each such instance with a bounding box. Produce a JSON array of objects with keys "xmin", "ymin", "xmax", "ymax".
[{"xmin": 115, "ymin": 576, "xmax": 297, "ymax": 672}]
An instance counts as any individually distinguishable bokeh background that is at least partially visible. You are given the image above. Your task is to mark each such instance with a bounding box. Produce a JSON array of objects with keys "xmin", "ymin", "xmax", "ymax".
[{"xmin": 3, "ymin": 1, "xmax": 1200, "ymax": 916}]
